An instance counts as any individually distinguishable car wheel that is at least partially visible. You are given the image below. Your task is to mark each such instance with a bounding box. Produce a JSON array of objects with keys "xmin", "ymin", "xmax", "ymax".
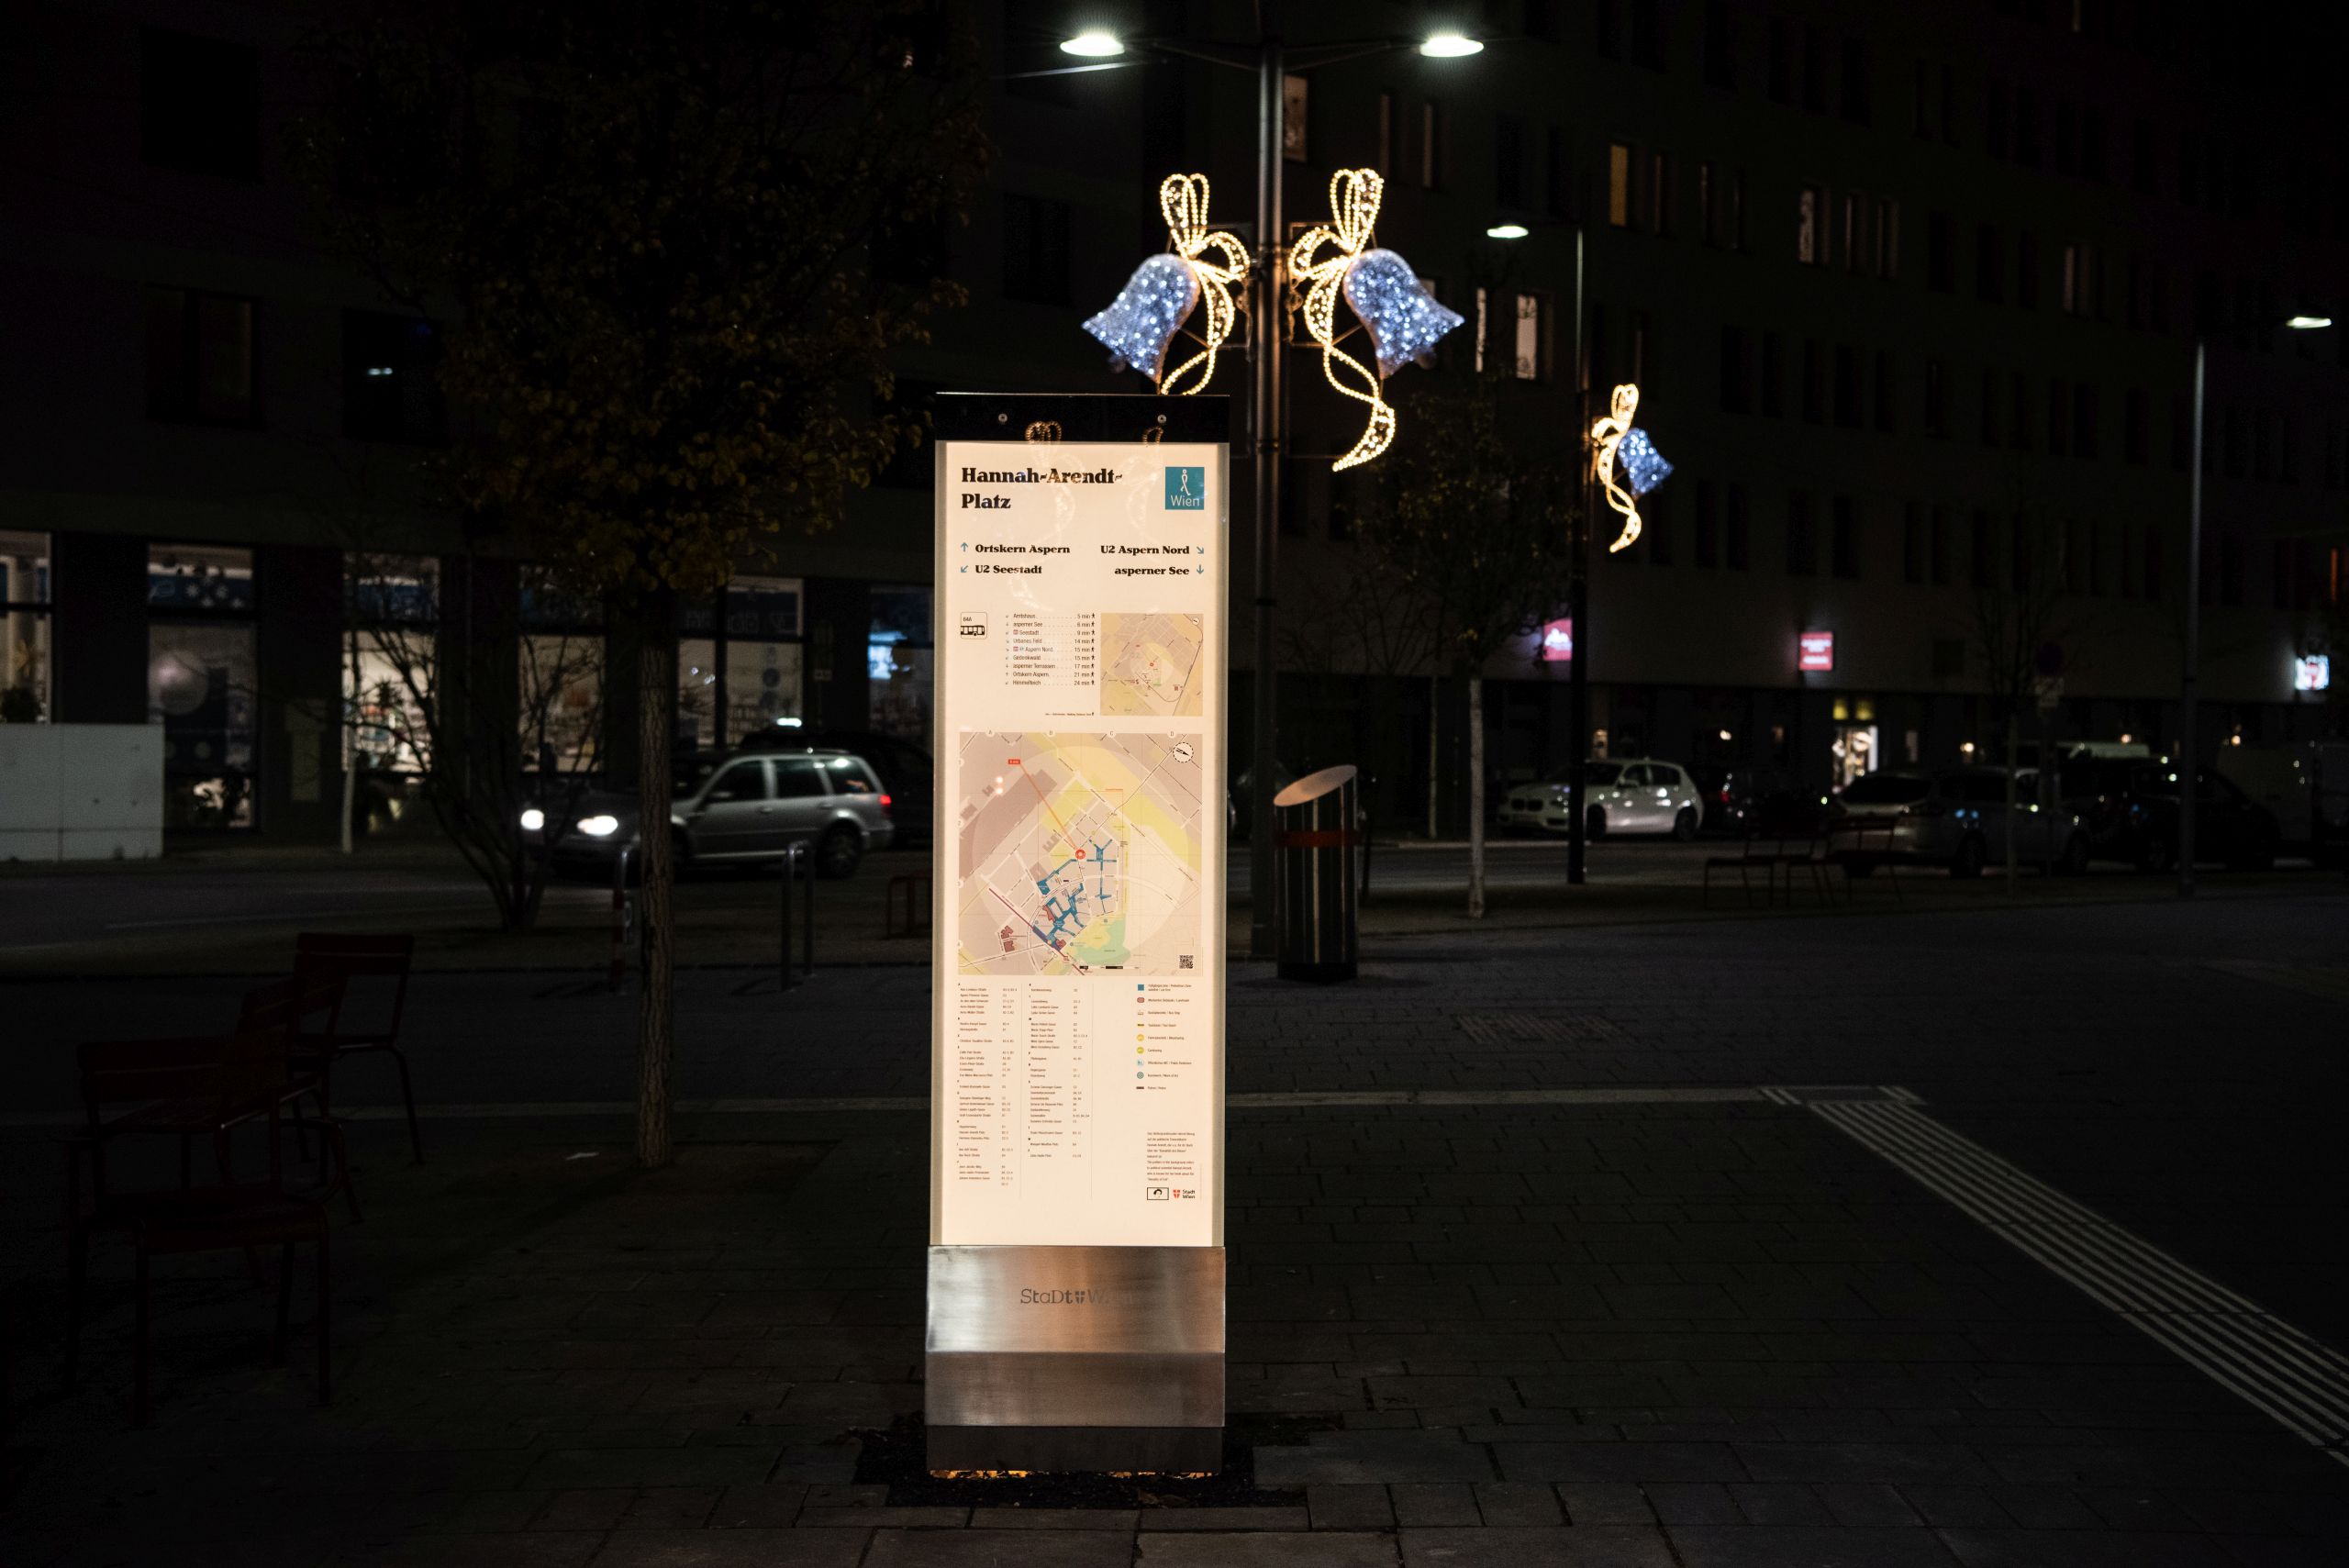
[
  {"xmin": 2057, "ymin": 833, "xmax": 2090, "ymax": 876},
  {"xmin": 2136, "ymin": 835, "xmax": 2176, "ymax": 874},
  {"xmin": 1586, "ymin": 806, "xmax": 1607, "ymax": 840},
  {"xmin": 1950, "ymin": 834, "xmax": 1987, "ymax": 879},
  {"xmin": 1672, "ymin": 807, "xmax": 1698, "ymax": 842},
  {"xmin": 815, "ymin": 823, "xmax": 863, "ymax": 880}
]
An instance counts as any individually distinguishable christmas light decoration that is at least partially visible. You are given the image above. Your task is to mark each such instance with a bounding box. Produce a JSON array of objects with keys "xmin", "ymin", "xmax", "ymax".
[
  {"xmin": 1290, "ymin": 168, "xmax": 1463, "ymax": 470},
  {"xmin": 1590, "ymin": 383, "xmax": 1671, "ymax": 553},
  {"xmin": 1083, "ymin": 173, "xmax": 1250, "ymax": 395}
]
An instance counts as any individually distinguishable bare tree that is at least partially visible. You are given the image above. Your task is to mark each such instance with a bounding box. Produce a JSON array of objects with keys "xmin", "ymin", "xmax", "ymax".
[
  {"xmin": 1969, "ymin": 507, "xmax": 2072, "ymax": 892},
  {"xmin": 1374, "ymin": 373, "xmax": 1576, "ymax": 917}
]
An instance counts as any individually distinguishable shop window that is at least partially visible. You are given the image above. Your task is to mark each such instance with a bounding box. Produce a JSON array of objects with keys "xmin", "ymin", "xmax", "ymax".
[
  {"xmin": 150, "ymin": 624, "xmax": 257, "ymax": 829},
  {"xmin": 518, "ymin": 568, "xmax": 605, "ymax": 773},
  {"xmin": 148, "ymin": 541, "xmax": 255, "ymax": 613},
  {"xmin": 146, "ymin": 287, "xmax": 257, "ymax": 426},
  {"xmin": 679, "ymin": 573, "xmax": 804, "ymax": 751},
  {"xmin": 1, "ymin": 529, "xmax": 51, "ymax": 723},
  {"xmin": 341, "ymin": 311, "xmax": 445, "ymax": 443},
  {"xmin": 869, "ymin": 584, "xmax": 934, "ymax": 751},
  {"xmin": 345, "ymin": 555, "xmax": 439, "ymax": 782}
]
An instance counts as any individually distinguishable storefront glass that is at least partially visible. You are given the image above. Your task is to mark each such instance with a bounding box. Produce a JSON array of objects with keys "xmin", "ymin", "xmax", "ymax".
[
  {"xmin": 869, "ymin": 584, "xmax": 933, "ymax": 750},
  {"xmin": 149, "ymin": 619, "xmax": 257, "ymax": 828},
  {"xmin": 679, "ymin": 574, "xmax": 804, "ymax": 750},
  {"xmin": 1, "ymin": 528, "xmax": 50, "ymax": 723},
  {"xmin": 520, "ymin": 568, "xmax": 604, "ymax": 774}
]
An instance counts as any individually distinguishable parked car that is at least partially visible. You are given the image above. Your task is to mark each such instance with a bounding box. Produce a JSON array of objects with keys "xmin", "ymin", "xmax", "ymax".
[
  {"xmin": 740, "ymin": 724, "xmax": 931, "ymax": 847},
  {"xmin": 2055, "ymin": 756, "xmax": 2279, "ymax": 873},
  {"xmin": 1497, "ymin": 759, "xmax": 1705, "ymax": 840},
  {"xmin": 1830, "ymin": 768, "xmax": 2090, "ymax": 877},
  {"xmin": 544, "ymin": 747, "xmax": 893, "ymax": 880},
  {"xmin": 2213, "ymin": 741, "xmax": 2349, "ymax": 866},
  {"xmin": 1685, "ymin": 764, "xmax": 1824, "ymax": 836}
]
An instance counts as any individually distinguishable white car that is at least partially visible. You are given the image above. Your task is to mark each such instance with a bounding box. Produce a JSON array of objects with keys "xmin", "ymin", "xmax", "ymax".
[{"xmin": 1498, "ymin": 760, "xmax": 1706, "ymax": 840}]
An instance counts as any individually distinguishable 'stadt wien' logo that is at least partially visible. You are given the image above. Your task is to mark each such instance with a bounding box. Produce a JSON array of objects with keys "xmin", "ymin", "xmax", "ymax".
[
  {"xmin": 1019, "ymin": 1287, "xmax": 1101, "ymax": 1305},
  {"xmin": 1163, "ymin": 465, "xmax": 1205, "ymax": 510}
]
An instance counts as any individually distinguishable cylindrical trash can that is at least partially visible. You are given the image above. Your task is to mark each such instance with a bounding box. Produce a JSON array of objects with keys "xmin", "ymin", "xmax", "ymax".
[{"xmin": 1274, "ymin": 764, "xmax": 1360, "ymax": 983}]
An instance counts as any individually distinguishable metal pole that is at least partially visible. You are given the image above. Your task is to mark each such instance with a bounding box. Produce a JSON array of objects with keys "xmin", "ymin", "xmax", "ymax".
[
  {"xmin": 1565, "ymin": 226, "xmax": 1590, "ymax": 886},
  {"xmin": 779, "ymin": 843, "xmax": 796, "ymax": 990},
  {"xmin": 802, "ymin": 841, "xmax": 815, "ymax": 977},
  {"xmin": 2179, "ymin": 337, "xmax": 2204, "ymax": 897},
  {"xmin": 1247, "ymin": 37, "xmax": 1286, "ymax": 959}
]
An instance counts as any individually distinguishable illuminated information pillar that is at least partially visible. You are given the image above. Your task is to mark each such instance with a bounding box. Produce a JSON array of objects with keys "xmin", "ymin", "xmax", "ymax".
[{"xmin": 927, "ymin": 395, "xmax": 1230, "ymax": 1474}]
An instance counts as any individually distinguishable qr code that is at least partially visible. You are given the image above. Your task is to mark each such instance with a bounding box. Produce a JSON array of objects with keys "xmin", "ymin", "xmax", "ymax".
[{"xmin": 1178, "ymin": 954, "xmax": 1194, "ymax": 970}]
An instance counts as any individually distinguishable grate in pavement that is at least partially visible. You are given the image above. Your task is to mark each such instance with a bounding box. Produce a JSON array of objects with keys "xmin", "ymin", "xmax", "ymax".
[{"xmin": 1454, "ymin": 1011, "xmax": 1630, "ymax": 1046}]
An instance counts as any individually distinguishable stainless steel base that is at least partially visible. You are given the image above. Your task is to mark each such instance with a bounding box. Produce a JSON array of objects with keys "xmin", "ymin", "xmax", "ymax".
[{"xmin": 925, "ymin": 1244, "xmax": 1224, "ymax": 1473}]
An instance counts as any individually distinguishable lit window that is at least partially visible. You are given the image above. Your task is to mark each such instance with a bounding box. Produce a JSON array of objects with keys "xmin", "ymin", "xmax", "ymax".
[
  {"xmin": 1608, "ymin": 142, "xmax": 1632, "ymax": 227},
  {"xmin": 0, "ymin": 529, "xmax": 52, "ymax": 723}
]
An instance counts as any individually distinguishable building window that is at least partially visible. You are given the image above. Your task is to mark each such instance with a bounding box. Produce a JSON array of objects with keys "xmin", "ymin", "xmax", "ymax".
[
  {"xmin": 1283, "ymin": 73, "xmax": 1308, "ymax": 161},
  {"xmin": 1833, "ymin": 344, "xmax": 1862, "ymax": 428},
  {"xmin": 1695, "ymin": 481, "xmax": 1719, "ymax": 566},
  {"xmin": 1969, "ymin": 512, "xmax": 1994, "ymax": 589},
  {"xmin": 2010, "ymin": 372, "xmax": 2032, "ymax": 450},
  {"xmin": 1729, "ymin": 169, "xmax": 1748, "ymax": 250},
  {"xmin": 2016, "ymin": 231, "xmax": 2040, "ymax": 309},
  {"xmin": 2124, "ymin": 387, "xmax": 2149, "ymax": 463},
  {"xmin": 1903, "ymin": 502, "xmax": 1924, "ymax": 583},
  {"xmin": 1720, "ymin": 326, "xmax": 1751, "ymax": 412},
  {"xmin": 1801, "ymin": 26, "xmax": 1827, "ymax": 113},
  {"xmin": 1759, "ymin": 331, "xmax": 1782, "ymax": 416},
  {"xmin": 148, "ymin": 543, "xmax": 258, "ymax": 829},
  {"xmin": 1000, "ymin": 195, "xmax": 1071, "ymax": 306},
  {"xmin": 1801, "ymin": 339, "xmax": 1824, "ymax": 423},
  {"xmin": 1838, "ymin": 37, "xmax": 1871, "ymax": 124},
  {"xmin": 1703, "ymin": 0, "xmax": 1736, "ymax": 89},
  {"xmin": 518, "ymin": 575, "xmax": 607, "ymax": 773},
  {"xmin": 1596, "ymin": 0, "xmax": 1621, "ymax": 58},
  {"xmin": 139, "ymin": 27, "xmax": 261, "ymax": 182},
  {"xmin": 1767, "ymin": 18, "xmax": 1792, "ymax": 102},
  {"xmin": 146, "ymin": 287, "xmax": 256, "ymax": 426},
  {"xmin": 1922, "ymin": 356, "xmax": 1946, "ymax": 436},
  {"xmin": 1786, "ymin": 493, "xmax": 1817, "ymax": 575},
  {"xmin": 0, "ymin": 530, "xmax": 51, "ymax": 723},
  {"xmin": 1649, "ymin": 151, "xmax": 1670, "ymax": 233},
  {"xmin": 1422, "ymin": 100, "xmax": 1442, "ymax": 188},
  {"xmin": 2143, "ymin": 524, "xmax": 2163, "ymax": 599},
  {"xmin": 1926, "ymin": 210, "xmax": 1954, "ymax": 291},
  {"xmin": 1831, "ymin": 495, "xmax": 1860, "ymax": 578},
  {"xmin": 1930, "ymin": 506, "xmax": 1952, "ymax": 585},
  {"xmin": 2073, "ymin": 383, "xmax": 2099, "ymax": 460},
  {"xmin": 1877, "ymin": 350, "xmax": 1898, "ymax": 432},
  {"xmin": 1544, "ymin": 125, "xmax": 1569, "ymax": 217},
  {"xmin": 1512, "ymin": 292, "xmax": 1545, "ymax": 381},
  {"xmin": 2047, "ymin": 379, "xmax": 2069, "ymax": 456},
  {"xmin": 1976, "ymin": 225, "xmax": 2004, "ymax": 302},
  {"xmin": 1979, "ymin": 368, "xmax": 1999, "ymax": 446},
  {"xmin": 1377, "ymin": 93, "xmax": 1394, "ymax": 173},
  {"xmin": 1608, "ymin": 143, "xmax": 1633, "ymax": 227},
  {"xmin": 341, "ymin": 311, "xmax": 444, "ymax": 444},
  {"xmin": 1797, "ymin": 184, "xmax": 1824, "ymax": 262},
  {"xmin": 1494, "ymin": 115, "xmax": 1523, "ymax": 206},
  {"xmin": 2011, "ymin": 515, "xmax": 2033, "ymax": 592},
  {"xmin": 1631, "ymin": 0, "xmax": 1663, "ymax": 67},
  {"xmin": 1726, "ymin": 484, "xmax": 1751, "ymax": 569}
]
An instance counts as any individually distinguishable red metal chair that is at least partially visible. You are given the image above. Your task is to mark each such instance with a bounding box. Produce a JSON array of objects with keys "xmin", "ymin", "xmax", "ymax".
[
  {"xmin": 293, "ymin": 933, "xmax": 423, "ymax": 1163},
  {"xmin": 66, "ymin": 1031, "xmax": 338, "ymax": 1426}
]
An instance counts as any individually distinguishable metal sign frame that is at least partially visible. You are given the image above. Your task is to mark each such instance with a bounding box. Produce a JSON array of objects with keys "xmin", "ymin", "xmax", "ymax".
[{"xmin": 927, "ymin": 393, "xmax": 1231, "ymax": 1475}]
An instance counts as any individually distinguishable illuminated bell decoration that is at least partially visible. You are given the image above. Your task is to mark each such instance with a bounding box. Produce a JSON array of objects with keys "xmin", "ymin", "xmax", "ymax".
[
  {"xmin": 1291, "ymin": 167, "xmax": 1462, "ymax": 470},
  {"xmin": 1614, "ymin": 426, "xmax": 1673, "ymax": 497},
  {"xmin": 1341, "ymin": 250, "xmax": 1464, "ymax": 374},
  {"xmin": 1590, "ymin": 382, "xmax": 1669, "ymax": 554},
  {"xmin": 1085, "ymin": 254, "xmax": 1198, "ymax": 380},
  {"xmin": 1083, "ymin": 172, "xmax": 1249, "ymax": 395}
]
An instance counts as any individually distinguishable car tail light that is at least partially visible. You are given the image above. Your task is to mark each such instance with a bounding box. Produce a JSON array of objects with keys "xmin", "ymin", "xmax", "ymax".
[{"xmin": 878, "ymin": 793, "xmax": 894, "ymax": 811}]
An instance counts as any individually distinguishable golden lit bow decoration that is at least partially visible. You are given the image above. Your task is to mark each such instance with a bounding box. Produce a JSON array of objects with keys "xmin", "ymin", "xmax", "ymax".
[
  {"xmin": 1591, "ymin": 383, "xmax": 1644, "ymax": 553},
  {"xmin": 1156, "ymin": 174, "xmax": 1249, "ymax": 395},
  {"xmin": 1082, "ymin": 173, "xmax": 1249, "ymax": 395},
  {"xmin": 1289, "ymin": 169, "xmax": 1396, "ymax": 470}
]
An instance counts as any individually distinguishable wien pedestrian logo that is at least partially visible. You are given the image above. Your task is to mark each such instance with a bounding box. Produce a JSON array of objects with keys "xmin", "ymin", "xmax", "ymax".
[{"xmin": 1163, "ymin": 465, "xmax": 1205, "ymax": 510}]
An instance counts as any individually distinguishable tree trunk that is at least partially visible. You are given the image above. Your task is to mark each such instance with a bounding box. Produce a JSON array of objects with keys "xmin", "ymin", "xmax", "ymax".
[
  {"xmin": 1467, "ymin": 674, "xmax": 1486, "ymax": 918},
  {"xmin": 635, "ymin": 601, "xmax": 678, "ymax": 1170},
  {"xmin": 2003, "ymin": 710, "xmax": 2021, "ymax": 895},
  {"xmin": 1426, "ymin": 676, "xmax": 1440, "ymax": 840}
]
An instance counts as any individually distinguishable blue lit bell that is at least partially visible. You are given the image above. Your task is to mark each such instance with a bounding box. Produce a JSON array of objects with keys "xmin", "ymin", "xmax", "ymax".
[
  {"xmin": 1084, "ymin": 253, "xmax": 1201, "ymax": 380},
  {"xmin": 1341, "ymin": 249, "xmax": 1464, "ymax": 374},
  {"xmin": 1614, "ymin": 427, "xmax": 1673, "ymax": 496}
]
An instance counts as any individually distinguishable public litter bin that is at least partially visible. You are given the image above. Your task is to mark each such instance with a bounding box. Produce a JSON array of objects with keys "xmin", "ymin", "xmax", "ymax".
[{"xmin": 1274, "ymin": 764, "xmax": 1359, "ymax": 983}]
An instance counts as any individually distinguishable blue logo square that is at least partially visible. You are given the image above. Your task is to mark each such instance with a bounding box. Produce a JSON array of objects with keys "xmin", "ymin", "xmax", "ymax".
[{"xmin": 1163, "ymin": 466, "xmax": 1205, "ymax": 510}]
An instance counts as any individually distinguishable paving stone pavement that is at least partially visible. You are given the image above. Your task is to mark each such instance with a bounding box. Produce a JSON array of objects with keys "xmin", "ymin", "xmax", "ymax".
[
  {"xmin": 5, "ymin": 891, "xmax": 2347, "ymax": 1564},
  {"xmin": 6, "ymin": 1089, "xmax": 2348, "ymax": 1566}
]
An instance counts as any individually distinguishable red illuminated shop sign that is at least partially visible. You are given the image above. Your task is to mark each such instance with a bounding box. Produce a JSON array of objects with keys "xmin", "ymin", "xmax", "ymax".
[
  {"xmin": 1798, "ymin": 630, "xmax": 1835, "ymax": 672},
  {"xmin": 1541, "ymin": 617, "xmax": 1574, "ymax": 662}
]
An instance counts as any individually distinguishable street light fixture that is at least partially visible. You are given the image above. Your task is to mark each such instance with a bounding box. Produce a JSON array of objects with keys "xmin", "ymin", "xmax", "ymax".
[
  {"xmin": 1484, "ymin": 223, "xmax": 1530, "ymax": 239},
  {"xmin": 1056, "ymin": 18, "xmax": 1487, "ymax": 958},
  {"xmin": 2178, "ymin": 309, "xmax": 2332, "ymax": 896}
]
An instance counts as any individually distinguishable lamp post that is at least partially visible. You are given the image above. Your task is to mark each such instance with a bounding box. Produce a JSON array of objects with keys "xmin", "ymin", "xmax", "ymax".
[
  {"xmin": 2178, "ymin": 312, "xmax": 2332, "ymax": 896},
  {"xmin": 1486, "ymin": 219, "xmax": 1593, "ymax": 884},
  {"xmin": 1056, "ymin": 21, "xmax": 1486, "ymax": 958}
]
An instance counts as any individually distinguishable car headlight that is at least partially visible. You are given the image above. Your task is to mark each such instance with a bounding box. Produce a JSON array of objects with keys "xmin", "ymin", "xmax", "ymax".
[
  {"xmin": 578, "ymin": 814, "xmax": 620, "ymax": 838},
  {"xmin": 519, "ymin": 807, "xmax": 545, "ymax": 831}
]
